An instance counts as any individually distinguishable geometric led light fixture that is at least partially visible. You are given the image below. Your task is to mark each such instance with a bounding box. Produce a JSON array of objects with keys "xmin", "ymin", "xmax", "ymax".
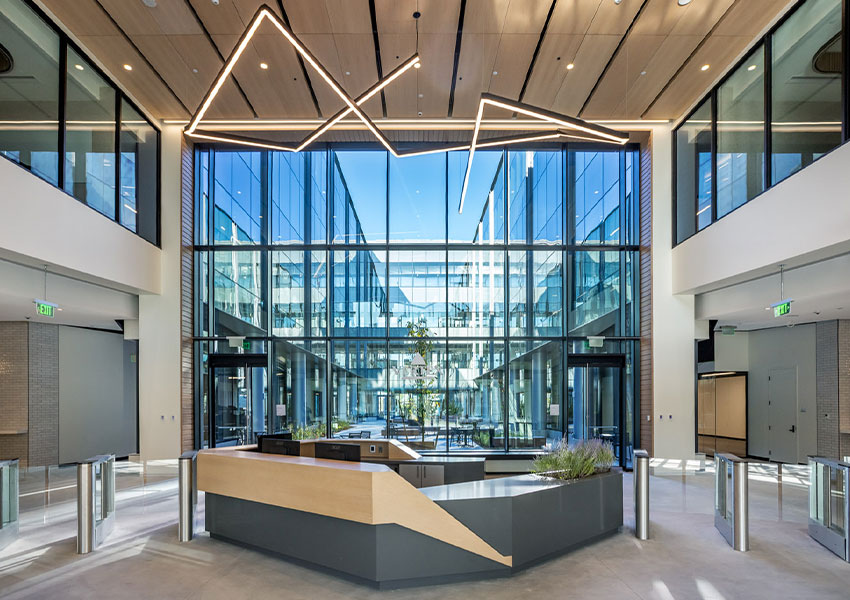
[
  {"xmin": 184, "ymin": 5, "xmax": 629, "ymax": 215},
  {"xmin": 458, "ymin": 94, "xmax": 629, "ymax": 213},
  {"xmin": 185, "ymin": 4, "xmax": 420, "ymax": 153}
]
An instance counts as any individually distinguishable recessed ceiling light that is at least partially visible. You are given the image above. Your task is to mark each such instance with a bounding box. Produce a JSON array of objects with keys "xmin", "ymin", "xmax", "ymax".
[
  {"xmin": 678, "ymin": 0, "xmax": 692, "ymax": 5},
  {"xmin": 192, "ymin": 68, "xmax": 199, "ymax": 73},
  {"xmin": 418, "ymin": 93, "xmax": 424, "ymax": 98},
  {"xmin": 614, "ymin": 0, "xmax": 622, "ymax": 4},
  {"xmin": 142, "ymin": 0, "xmax": 157, "ymax": 7},
  {"xmin": 700, "ymin": 64, "xmax": 710, "ymax": 71},
  {"xmin": 260, "ymin": 62, "xmax": 268, "ymax": 69},
  {"xmin": 344, "ymin": 71, "xmax": 350, "ymax": 75},
  {"xmin": 640, "ymin": 70, "xmax": 646, "ymax": 75},
  {"xmin": 123, "ymin": 64, "xmax": 133, "ymax": 71},
  {"xmin": 74, "ymin": 64, "xmax": 84, "ymax": 71},
  {"xmin": 566, "ymin": 63, "xmax": 575, "ymax": 70},
  {"xmin": 747, "ymin": 64, "xmax": 757, "ymax": 71},
  {"xmin": 492, "ymin": 71, "xmax": 498, "ymax": 75},
  {"xmin": 414, "ymin": 62, "xmax": 421, "ymax": 69}
]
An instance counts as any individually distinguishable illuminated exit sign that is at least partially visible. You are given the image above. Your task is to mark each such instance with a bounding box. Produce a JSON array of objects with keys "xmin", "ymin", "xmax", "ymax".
[
  {"xmin": 772, "ymin": 299, "xmax": 792, "ymax": 318},
  {"xmin": 34, "ymin": 299, "xmax": 58, "ymax": 318}
]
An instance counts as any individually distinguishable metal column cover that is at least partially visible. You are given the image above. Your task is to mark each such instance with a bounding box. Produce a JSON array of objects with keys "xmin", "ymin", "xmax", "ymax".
[
  {"xmin": 76, "ymin": 462, "xmax": 95, "ymax": 554},
  {"xmin": 733, "ymin": 460, "xmax": 749, "ymax": 551},
  {"xmin": 178, "ymin": 451, "xmax": 199, "ymax": 542},
  {"xmin": 634, "ymin": 449, "xmax": 649, "ymax": 540}
]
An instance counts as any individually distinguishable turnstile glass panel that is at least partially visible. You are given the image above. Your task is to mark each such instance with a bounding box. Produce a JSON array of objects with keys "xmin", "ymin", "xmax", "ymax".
[{"xmin": 829, "ymin": 467, "xmax": 846, "ymax": 536}]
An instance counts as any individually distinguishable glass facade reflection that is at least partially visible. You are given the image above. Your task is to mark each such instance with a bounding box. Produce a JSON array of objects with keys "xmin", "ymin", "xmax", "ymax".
[
  {"xmin": 195, "ymin": 144, "xmax": 640, "ymax": 458},
  {"xmin": 0, "ymin": 0, "xmax": 160, "ymax": 245},
  {"xmin": 673, "ymin": 0, "xmax": 848, "ymax": 245}
]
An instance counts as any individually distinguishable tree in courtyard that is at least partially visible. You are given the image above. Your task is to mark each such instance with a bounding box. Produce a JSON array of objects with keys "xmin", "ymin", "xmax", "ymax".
[{"xmin": 406, "ymin": 319, "xmax": 438, "ymax": 443}]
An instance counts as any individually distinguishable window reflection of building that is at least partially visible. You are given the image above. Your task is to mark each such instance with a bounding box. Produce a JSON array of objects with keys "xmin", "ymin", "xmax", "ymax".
[{"xmin": 195, "ymin": 145, "xmax": 639, "ymax": 456}]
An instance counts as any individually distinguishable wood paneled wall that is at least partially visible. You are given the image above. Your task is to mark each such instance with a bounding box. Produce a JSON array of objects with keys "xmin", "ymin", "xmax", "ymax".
[
  {"xmin": 180, "ymin": 138, "xmax": 194, "ymax": 452},
  {"xmin": 639, "ymin": 135, "xmax": 653, "ymax": 456}
]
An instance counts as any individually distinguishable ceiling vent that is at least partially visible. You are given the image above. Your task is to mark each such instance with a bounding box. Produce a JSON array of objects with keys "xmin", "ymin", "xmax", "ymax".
[{"xmin": 0, "ymin": 44, "xmax": 13, "ymax": 74}]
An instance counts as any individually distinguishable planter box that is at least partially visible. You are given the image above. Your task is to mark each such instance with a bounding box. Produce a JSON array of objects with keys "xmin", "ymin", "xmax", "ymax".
[{"xmin": 423, "ymin": 468, "xmax": 623, "ymax": 570}]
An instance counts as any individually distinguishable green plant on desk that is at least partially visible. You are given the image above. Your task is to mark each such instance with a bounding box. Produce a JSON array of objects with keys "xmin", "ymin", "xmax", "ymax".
[
  {"xmin": 531, "ymin": 438, "xmax": 615, "ymax": 481},
  {"xmin": 292, "ymin": 421, "xmax": 327, "ymax": 440}
]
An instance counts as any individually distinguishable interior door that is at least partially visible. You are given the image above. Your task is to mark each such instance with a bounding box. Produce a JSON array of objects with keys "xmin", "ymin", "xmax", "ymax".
[
  {"xmin": 568, "ymin": 355, "xmax": 627, "ymax": 467},
  {"xmin": 768, "ymin": 367, "xmax": 798, "ymax": 463},
  {"xmin": 209, "ymin": 355, "xmax": 267, "ymax": 448}
]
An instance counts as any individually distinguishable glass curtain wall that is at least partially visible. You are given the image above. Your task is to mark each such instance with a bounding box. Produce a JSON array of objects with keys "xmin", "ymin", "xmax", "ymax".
[
  {"xmin": 195, "ymin": 145, "xmax": 640, "ymax": 456},
  {"xmin": 0, "ymin": 0, "xmax": 160, "ymax": 245},
  {"xmin": 673, "ymin": 0, "xmax": 848, "ymax": 245}
]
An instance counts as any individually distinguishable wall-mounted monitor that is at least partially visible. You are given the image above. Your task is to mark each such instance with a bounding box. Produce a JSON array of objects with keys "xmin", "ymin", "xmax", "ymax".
[{"xmin": 314, "ymin": 442, "xmax": 360, "ymax": 462}]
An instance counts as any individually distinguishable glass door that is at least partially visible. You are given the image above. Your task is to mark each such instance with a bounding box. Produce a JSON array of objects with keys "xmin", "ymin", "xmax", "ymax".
[
  {"xmin": 209, "ymin": 356, "xmax": 267, "ymax": 447},
  {"xmin": 568, "ymin": 355, "xmax": 627, "ymax": 467}
]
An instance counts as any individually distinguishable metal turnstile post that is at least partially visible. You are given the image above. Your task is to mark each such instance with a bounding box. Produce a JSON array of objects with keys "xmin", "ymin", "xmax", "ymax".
[
  {"xmin": 178, "ymin": 451, "xmax": 199, "ymax": 542},
  {"xmin": 634, "ymin": 449, "xmax": 649, "ymax": 540},
  {"xmin": 714, "ymin": 453, "xmax": 748, "ymax": 552},
  {"xmin": 76, "ymin": 454, "xmax": 116, "ymax": 554}
]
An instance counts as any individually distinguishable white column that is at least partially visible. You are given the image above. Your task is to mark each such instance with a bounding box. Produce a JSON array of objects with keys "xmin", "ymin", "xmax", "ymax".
[
  {"xmin": 651, "ymin": 125, "xmax": 696, "ymax": 459},
  {"xmin": 138, "ymin": 125, "xmax": 183, "ymax": 461}
]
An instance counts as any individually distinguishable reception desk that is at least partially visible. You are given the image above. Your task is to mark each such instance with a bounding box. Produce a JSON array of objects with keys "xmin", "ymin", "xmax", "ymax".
[{"xmin": 198, "ymin": 443, "xmax": 622, "ymax": 588}]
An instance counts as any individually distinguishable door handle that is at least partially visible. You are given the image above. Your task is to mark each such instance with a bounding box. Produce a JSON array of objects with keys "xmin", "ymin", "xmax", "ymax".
[{"xmin": 789, "ymin": 425, "xmax": 796, "ymax": 433}]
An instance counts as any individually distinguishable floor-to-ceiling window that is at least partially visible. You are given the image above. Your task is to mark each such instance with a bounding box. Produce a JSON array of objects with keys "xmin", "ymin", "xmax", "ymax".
[{"xmin": 194, "ymin": 144, "xmax": 640, "ymax": 460}]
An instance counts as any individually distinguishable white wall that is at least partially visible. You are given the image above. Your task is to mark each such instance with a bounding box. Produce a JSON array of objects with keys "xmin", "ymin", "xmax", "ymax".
[
  {"xmin": 58, "ymin": 327, "xmax": 136, "ymax": 463},
  {"xmin": 650, "ymin": 125, "xmax": 697, "ymax": 459},
  {"xmin": 138, "ymin": 125, "xmax": 183, "ymax": 461},
  {"xmin": 714, "ymin": 332, "xmax": 749, "ymax": 372},
  {"xmin": 744, "ymin": 325, "xmax": 817, "ymax": 463},
  {"xmin": 0, "ymin": 157, "xmax": 161, "ymax": 294},
  {"xmin": 672, "ymin": 141, "xmax": 850, "ymax": 295}
]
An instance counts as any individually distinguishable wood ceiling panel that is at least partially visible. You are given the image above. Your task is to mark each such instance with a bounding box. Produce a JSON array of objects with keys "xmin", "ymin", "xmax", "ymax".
[
  {"xmin": 295, "ymin": 34, "xmax": 347, "ymax": 117},
  {"xmin": 585, "ymin": 0, "xmax": 643, "ymax": 35},
  {"xmin": 631, "ymin": 0, "xmax": 689, "ymax": 37},
  {"xmin": 97, "ymin": 0, "xmax": 201, "ymax": 36},
  {"xmin": 187, "ymin": 0, "xmax": 247, "ymax": 35},
  {"xmin": 501, "ymin": 0, "xmax": 553, "ymax": 34},
  {"xmin": 282, "ymin": 0, "xmax": 331, "ymax": 33},
  {"xmin": 644, "ymin": 35, "xmax": 750, "ymax": 120},
  {"xmin": 667, "ymin": 0, "xmax": 735, "ymax": 36},
  {"xmin": 230, "ymin": 0, "xmax": 269, "ymax": 28},
  {"xmin": 581, "ymin": 35, "xmax": 666, "ymax": 118},
  {"xmin": 462, "ymin": 0, "xmax": 510, "ymax": 33},
  {"xmin": 550, "ymin": 35, "xmax": 621, "ymax": 116},
  {"xmin": 451, "ymin": 34, "xmax": 501, "ymax": 117},
  {"xmin": 714, "ymin": 0, "xmax": 796, "ymax": 36},
  {"xmin": 75, "ymin": 35, "xmax": 187, "ymax": 118},
  {"xmin": 213, "ymin": 30, "xmax": 315, "ymax": 118},
  {"xmin": 377, "ymin": 34, "xmax": 420, "ymax": 117},
  {"xmin": 40, "ymin": 0, "xmax": 117, "ymax": 37},
  {"xmin": 546, "ymin": 0, "xmax": 602, "ymax": 35},
  {"xmin": 521, "ymin": 34, "xmax": 582, "ymax": 108},
  {"xmin": 375, "ymin": 0, "xmax": 460, "ymax": 34},
  {"xmin": 487, "ymin": 34, "xmax": 538, "ymax": 99},
  {"xmin": 331, "ymin": 34, "xmax": 383, "ymax": 117},
  {"xmin": 413, "ymin": 33, "xmax": 456, "ymax": 117}
]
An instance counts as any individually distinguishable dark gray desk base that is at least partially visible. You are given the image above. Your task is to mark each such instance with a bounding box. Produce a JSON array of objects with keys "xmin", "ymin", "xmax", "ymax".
[{"xmin": 205, "ymin": 469, "xmax": 622, "ymax": 588}]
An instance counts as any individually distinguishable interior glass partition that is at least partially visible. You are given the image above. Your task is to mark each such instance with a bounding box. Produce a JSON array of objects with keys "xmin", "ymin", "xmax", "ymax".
[
  {"xmin": 673, "ymin": 0, "xmax": 848, "ymax": 245},
  {"xmin": 195, "ymin": 144, "xmax": 640, "ymax": 454}
]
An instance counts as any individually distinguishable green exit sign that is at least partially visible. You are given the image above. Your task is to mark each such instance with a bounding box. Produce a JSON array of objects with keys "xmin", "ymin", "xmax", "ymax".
[
  {"xmin": 34, "ymin": 299, "xmax": 58, "ymax": 318},
  {"xmin": 242, "ymin": 340, "xmax": 251, "ymax": 350},
  {"xmin": 772, "ymin": 299, "xmax": 792, "ymax": 318}
]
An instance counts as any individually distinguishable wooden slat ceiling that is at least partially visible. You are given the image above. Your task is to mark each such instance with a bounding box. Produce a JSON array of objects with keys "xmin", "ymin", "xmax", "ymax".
[{"xmin": 37, "ymin": 0, "xmax": 797, "ymax": 123}]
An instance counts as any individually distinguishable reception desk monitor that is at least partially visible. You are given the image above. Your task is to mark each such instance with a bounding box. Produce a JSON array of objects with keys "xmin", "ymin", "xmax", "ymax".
[
  {"xmin": 314, "ymin": 442, "xmax": 361, "ymax": 462},
  {"xmin": 260, "ymin": 438, "xmax": 300, "ymax": 457}
]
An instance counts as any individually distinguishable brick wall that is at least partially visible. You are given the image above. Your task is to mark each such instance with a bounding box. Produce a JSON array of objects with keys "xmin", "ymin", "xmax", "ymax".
[
  {"xmin": 839, "ymin": 320, "xmax": 850, "ymax": 459},
  {"xmin": 816, "ymin": 321, "xmax": 839, "ymax": 459},
  {"xmin": 28, "ymin": 322, "xmax": 59, "ymax": 466},
  {"xmin": 0, "ymin": 322, "xmax": 29, "ymax": 464}
]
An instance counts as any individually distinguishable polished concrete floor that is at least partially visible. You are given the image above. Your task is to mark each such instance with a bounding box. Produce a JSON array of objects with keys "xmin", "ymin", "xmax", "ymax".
[{"xmin": 1, "ymin": 458, "xmax": 848, "ymax": 599}]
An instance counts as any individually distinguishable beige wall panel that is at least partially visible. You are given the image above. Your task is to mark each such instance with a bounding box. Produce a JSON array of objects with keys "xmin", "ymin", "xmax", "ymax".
[
  {"xmin": 716, "ymin": 376, "xmax": 747, "ymax": 440},
  {"xmin": 698, "ymin": 378, "xmax": 716, "ymax": 436}
]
